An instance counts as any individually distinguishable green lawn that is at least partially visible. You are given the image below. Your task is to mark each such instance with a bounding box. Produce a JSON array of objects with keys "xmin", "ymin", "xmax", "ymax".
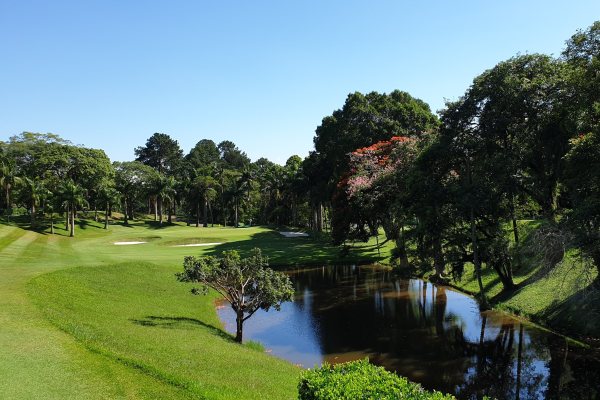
[
  {"xmin": 0, "ymin": 218, "xmax": 392, "ymax": 399},
  {"xmin": 445, "ymin": 219, "xmax": 600, "ymax": 339}
]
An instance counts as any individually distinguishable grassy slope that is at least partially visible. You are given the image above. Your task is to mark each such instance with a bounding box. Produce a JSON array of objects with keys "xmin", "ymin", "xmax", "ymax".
[
  {"xmin": 0, "ymin": 218, "xmax": 392, "ymax": 399},
  {"xmin": 443, "ymin": 220, "xmax": 600, "ymax": 340}
]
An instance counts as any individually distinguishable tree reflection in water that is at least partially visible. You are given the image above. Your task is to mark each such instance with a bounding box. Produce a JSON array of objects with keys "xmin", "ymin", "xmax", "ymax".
[{"xmin": 217, "ymin": 265, "xmax": 600, "ymax": 400}]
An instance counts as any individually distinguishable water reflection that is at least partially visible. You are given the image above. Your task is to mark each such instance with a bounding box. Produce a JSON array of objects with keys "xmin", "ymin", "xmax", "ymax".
[{"xmin": 217, "ymin": 265, "xmax": 600, "ymax": 399}]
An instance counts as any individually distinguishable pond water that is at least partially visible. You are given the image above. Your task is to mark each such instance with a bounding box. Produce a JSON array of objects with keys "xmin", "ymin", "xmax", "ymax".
[{"xmin": 217, "ymin": 265, "xmax": 600, "ymax": 400}]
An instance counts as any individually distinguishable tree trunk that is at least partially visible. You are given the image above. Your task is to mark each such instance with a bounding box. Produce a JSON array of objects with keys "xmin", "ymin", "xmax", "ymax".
[
  {"xmin": 509, "ymin": 193, "xmax": 519, "ymax": 245},
  {"xmin": 5, "ymin": 185, "xmax": 10, "ymax": 222},
  {"xmin": 65, "ymin": 208, "xmax": 69, "ymax": 230},
  {"xmin": 196, "ymin": 202, "xmax": 200, "ymax": 227},
  {"xmin": 70, "ymin": 208, "xmax": 75, "ymax": 237},
  {"xmin": 470, "ymin": 207, "xmax": 487, "ymax": 308},
  {"xmin": 154, "ymin": 197, "xmax": 158, "ymax": 221},
  {"xmin": 104, "ymin": 202, "xmax": 109, "ymax": 229},
  {"xmin": 234, "ymin": 198, "xmax": 239, "ymax": 228},
  {"xmin": 433, "ymin": 233, "xmax": 445, "ymax": 277},
  {"xmin": 317, "ymin": 203, "xmax": 324, "ymax": 232},
  {"xmin": 158, "ymin": 197, "xmax": 163, "ymax": 225},
  {"xmin": 467, "ymin": 157, "xmax": 488, "ymax": 308},
  {"xmin": 398, "ymin": 230, "xmax": 410, "ymax": 269},
  {"xmin": 203, "ymin": 198, "xmax": 208, "ymax": 228},
  {"xmin": 123, "ymin": 198, "xmax": 129, "ymax": 226},
  {"xmin": 209, "ymin": 200, "xmax": 214, "ymax": 227},
  {"xmin": 50, "ymin": 213, "xmax": 54, "ymax": 234},
  {"xmin": 94, "ymin": 205, "xmax": 98, "ymax": 222},
  {"xmin": 31, "ymin": 203, "xmax": 36, "ymax": 226},
  {"xmin": 167, "ymin": 201, "xmax": 172, "ymax": 224},
  {"xmin": 235, "ymin": 310, "xmax": 244, "ymax": 343}
]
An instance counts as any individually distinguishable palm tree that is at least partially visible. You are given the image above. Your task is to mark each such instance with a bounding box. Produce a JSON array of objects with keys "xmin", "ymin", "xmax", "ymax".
[
  {"xmin": 0, "ymin": 161, "xmax": 22, "ymax": 222},
  {"xmin": 193, "ymin": 175, "xmax": 219, "ymax": 227},
  {"xmin": 21, "ymin": 177, "xmax": 46, "ymax": 226},
  {"xmin": 98, "ymin": 185, "xmax": 120, "ymax": 230},
  {"xmin": 154, "ymin": 174, "xmax": 176, "ymax": 225},
  {"xmin": 58, "ymin": 181, "xmax": 87, "ymax": 237}
]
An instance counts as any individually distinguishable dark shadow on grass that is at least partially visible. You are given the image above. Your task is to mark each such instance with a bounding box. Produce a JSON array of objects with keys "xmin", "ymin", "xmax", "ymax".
[
  {"xmin": 199, "ymin": 229, "xmax": 385, "ymax": 268},
  {"xmin": 131, "ymin": 315, "xmax": 234, "ymax": 341}
]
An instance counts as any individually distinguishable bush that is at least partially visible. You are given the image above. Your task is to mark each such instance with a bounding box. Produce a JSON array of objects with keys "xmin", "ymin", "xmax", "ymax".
[{"xmin": 298, "ymin": 359, "xmax": 455, "ymax": 400}]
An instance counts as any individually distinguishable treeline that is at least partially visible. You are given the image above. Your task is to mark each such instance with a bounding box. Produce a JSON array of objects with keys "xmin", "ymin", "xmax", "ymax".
[
  {"xmin": 0, "ymin": 132, "xmax": 317, "ymax": 235},
  {"xmin": 304, "ymin": 22, "xmax": 600, "ymax": 299}
]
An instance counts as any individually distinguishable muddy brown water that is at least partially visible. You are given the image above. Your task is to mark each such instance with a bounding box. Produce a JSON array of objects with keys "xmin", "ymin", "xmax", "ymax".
[{"xmin": 217, "ymin": 265, "xmax": 600, "ymax": 399}]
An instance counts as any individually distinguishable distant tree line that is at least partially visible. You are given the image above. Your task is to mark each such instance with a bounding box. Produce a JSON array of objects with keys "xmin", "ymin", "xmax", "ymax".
[{"xmin": 0, "ymin": 132, "xmax": 315, "ymax": 236}]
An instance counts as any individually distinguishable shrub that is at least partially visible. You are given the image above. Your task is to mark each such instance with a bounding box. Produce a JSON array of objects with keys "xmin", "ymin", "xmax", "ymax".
[{"xmin": 298, "ymin": 359, "xmax": 455, "ymax": 400}]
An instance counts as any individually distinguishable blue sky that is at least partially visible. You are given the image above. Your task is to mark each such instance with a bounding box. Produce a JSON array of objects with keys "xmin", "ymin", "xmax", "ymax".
[{"xmin": 1, "ymin": 1, "xmax": 599, "ymax": 164}]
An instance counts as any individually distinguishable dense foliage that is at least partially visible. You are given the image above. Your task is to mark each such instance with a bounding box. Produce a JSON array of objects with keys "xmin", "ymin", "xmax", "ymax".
[
  {"xmin": 298, "ymin": 359, "xmax": 455, "ymax": 400},
  {"xmin": 177, "ymin": 248, "xmax": 294, "ymax": 343}
]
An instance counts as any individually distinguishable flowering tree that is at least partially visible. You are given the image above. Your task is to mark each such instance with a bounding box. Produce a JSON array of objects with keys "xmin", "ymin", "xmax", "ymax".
[{"xmin": 332, "ymin": 135, "xmax": 419, "ymax": 262}]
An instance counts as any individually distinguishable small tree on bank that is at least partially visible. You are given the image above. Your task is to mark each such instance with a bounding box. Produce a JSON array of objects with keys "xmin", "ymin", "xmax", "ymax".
[{"xmin": 177, "ymin": 248, "xmax": 294, "ymax": 343}]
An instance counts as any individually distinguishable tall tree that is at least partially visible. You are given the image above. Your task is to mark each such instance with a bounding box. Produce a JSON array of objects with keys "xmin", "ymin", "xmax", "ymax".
[
  {"xmin": 0, "ymin": 161, "xmax": 22, "ymax": 221},
  {"xmin": 135, "ymin": 133, "xmax": 183, "ymax": 175},
  {"xmin": 58, "ymin": 180, "xmax": 87, "ymax": 237},
  {"xmin": 218, "ymin": 140, "xmax": 250, "ymax": 170}
]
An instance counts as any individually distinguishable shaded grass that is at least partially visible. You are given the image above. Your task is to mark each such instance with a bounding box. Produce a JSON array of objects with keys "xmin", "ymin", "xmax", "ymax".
[{"xmin": 445, "ymin": 219, "xmax": 600, "ymax": 341}]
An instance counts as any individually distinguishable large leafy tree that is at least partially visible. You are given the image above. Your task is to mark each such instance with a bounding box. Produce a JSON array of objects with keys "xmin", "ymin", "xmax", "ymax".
[
  {"xmin": 218, "ymin": 140, "xmax": 250, "ymax": 170},
  {"xmin": 114, "ymin": 161, "xmax": 156, "ymax": 225},
  {"xmin": 311, "ymin": 90, "xmax": 438, "ymax": 233},
  {"xmin": 187, "ymin": 139, "xmax": 220, "ymax": 174},
  {"xmin": 563, "ymin": 21, "xmax": 600, "ymax": 133},
  {"xmin": 563, "ymin": 129, "xmax": 600, "ymax": 276},
  {"xmin": 177, "ymin": 248, "xmax": 294, "ymax": 343},
  {"xmin": 135, "ymin": 133, "xmax": 183, "ymax": 175},
  {"xmin": 0, "ymin": 160, "xmax": 22, "ymax": 220}
]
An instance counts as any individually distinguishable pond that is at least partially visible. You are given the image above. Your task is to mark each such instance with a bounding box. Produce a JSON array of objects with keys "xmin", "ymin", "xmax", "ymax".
[{"xmin": 217, "ymin": 265, "xmax": 600, "ymax": 400}]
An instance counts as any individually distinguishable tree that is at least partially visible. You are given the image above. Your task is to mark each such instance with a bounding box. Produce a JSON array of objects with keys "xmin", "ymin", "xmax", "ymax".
[
  {"xmin": 0, "ymin": 161, "xmax": 22, "ymax": 221},
  {"xmin": 177, "ymin": 248, "xmax": 294, "ymax": 343},
  {"xmin": 58, "ymin": 180, "xmax": 87, "ymax": 237},
  {"xmin": 563, "ymin": 129, "xmax": 600, "ymax": 277},
  {"xmin": 114, "ymin": 161, "xmax": 155, "ymax": 225},
  {"xmin": 310, "ymin": 90, "xmax": 439, "ymax": 232},
  {"xmin": 135, "ymin": 133, "xmax": 183, "ymax": 175},
  {"xmin": 218, "ymin": 140, "xmax": 250, "ymax": 170},
  {"xmin": 187, "ymin": 139, "xmax": 220, "ymax": 173},
  {"xmin": 20, "ymin": 177, "xmax": 46, "ymax": 226},
  {"xmin": 97, "ymin": 183, "xmax": 120, "ymax": 230},
  {"xmin": 193, "ymin": 175, "xmax": 218, "ymax": 227}
]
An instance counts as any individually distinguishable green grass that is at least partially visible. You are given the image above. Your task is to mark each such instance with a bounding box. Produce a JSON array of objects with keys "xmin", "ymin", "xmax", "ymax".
[
  {"xmin": 0, "ymin": 217, "xmax": 393, "ymax": 399},
  {"xmin": 444, "ymin": 219, "xmax": 600, "ymax": 340}
]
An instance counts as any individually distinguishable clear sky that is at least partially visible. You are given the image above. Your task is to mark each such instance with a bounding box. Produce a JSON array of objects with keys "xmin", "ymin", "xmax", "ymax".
[{"xmin": 1, "ymin": 1, "xmax": 599, "ymax": 164}]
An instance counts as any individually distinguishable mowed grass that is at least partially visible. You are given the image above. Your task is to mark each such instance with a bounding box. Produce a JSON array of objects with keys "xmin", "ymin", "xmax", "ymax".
[{"xmin": 0, "ymin": 217, "xmax": 392, "ymax": 399}]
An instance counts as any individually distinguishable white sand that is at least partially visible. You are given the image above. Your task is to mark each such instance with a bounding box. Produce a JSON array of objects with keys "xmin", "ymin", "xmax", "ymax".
[
  {"xmin": 113, "ymin": 241, "xmax": 147, "ymax": 245},
  {"xmin": 279, "ymin": 231, "xmax": 309, "ymax": 238},
  {"xmin": 172, "ymin": 242, "xmax": 223, "ymax": 247}
]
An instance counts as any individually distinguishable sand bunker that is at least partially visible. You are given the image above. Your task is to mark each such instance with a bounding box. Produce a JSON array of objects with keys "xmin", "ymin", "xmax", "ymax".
[
  {"xmin": 113, "ymin": 241, "xmax": 147, "ymax": 245},
  {"xmin": 172, "ymin": 242, "xmax": 223, "ymax": 247},
  {"xmin": 279, "ymin": 231, "xmax": 309, "ymax": 238}
]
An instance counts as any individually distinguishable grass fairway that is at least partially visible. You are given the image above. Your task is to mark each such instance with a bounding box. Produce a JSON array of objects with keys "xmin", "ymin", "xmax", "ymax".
[{"xmin": 0, "ymin": 218, "xmax": 392, "ymax": 399}]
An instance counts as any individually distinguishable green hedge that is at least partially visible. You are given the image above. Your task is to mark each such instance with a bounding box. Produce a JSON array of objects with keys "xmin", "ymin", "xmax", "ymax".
[{"xmin": 298, "ymin": 359, "xmax": 455, "ymax": 400}]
